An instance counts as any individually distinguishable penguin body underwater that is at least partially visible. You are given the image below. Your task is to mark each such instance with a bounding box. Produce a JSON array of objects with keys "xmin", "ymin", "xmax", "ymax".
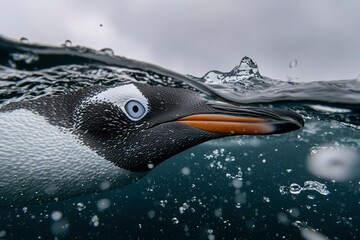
[{"xmin": 0, "ymin": 83, "xmax": 304, "ymax": 207}]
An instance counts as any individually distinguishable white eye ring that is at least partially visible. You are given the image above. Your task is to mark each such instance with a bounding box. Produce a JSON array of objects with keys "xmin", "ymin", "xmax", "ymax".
[{"xmin": 124, "ymin": 100, "xmax": 147, "ymax": 121}]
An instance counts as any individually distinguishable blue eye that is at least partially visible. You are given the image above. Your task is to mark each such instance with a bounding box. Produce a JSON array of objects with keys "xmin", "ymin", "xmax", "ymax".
[{"xmin": 124, "ymin": 100, "xmax": 147, "ymax": 121}]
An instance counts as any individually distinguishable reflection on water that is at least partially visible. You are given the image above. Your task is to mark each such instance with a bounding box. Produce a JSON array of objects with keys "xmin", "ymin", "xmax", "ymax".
[{"xmin": 0, "ymin": 36, "xmax": 359, "ymax": 239}]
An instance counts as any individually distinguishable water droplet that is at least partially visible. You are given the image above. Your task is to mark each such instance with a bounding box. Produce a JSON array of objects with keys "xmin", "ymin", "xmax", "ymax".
[
  {"xmin": 100, "ymin": 24, "xmax": 103, "ymax": 27},
  {"xmin": 172, "ymin": 217, "xmax": 179, "ymax": 224},
  {"xmin": 100, "ymin": 48, "xmax": 114, "ymax": 56},
  {"xmin": 289, "ymin": 59, "xmax": 298, "ymax": 68},
  {"xmin": 76, "ymin": 202, "xmax": 86, "ymax": 211},
  {"xmin": 20, "ymin": 37, "xmax": 29, "ymax": 44},
  {"xmin": 64, "ymin": 40, "xmax": 72, "ymax": 47}
]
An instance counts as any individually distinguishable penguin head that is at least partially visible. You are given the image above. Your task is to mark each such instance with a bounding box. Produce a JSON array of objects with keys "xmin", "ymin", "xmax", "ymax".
[{"xmin": 74, "ymin": 83, "xmax": 304, "ymax": 172}]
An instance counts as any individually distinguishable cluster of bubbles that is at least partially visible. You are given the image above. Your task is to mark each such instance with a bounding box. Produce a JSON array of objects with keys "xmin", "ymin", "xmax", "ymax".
[{"xmin": 279, "ymin": 181, "xmax": 330, "ymax": 196}]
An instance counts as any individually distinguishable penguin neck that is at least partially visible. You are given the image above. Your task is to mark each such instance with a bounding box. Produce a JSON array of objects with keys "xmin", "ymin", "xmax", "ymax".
[{"xmin": 1, "ymin": 87, "xmax": 100, "ymax": 129}]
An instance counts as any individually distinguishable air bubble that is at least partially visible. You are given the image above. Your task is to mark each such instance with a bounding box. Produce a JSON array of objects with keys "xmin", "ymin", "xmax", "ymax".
[
  {"xmin": 232, "ymin": 179, "xmax": 243, "ymax": 188},
  {"xmin": 289, "ymin": 183, "xmax": 302, "ymax": 194},
  {"xmin": 97, "ymin": 198, "xmax": 111, "ymax": 211},
  {"xmin": 307, "ymin": 195, "xmax": 315, "ymax": 200},
  {"xmin": 280, "ymin": 181, "xmax": 330, "ymax": 196},
  {"xmin": 100, "ymin": 181, "xmax": 111, "ymax": 190},
  {"xmin": 147, "ymin": 163, "xmax": 154, "ymax": 169},
  {"xmin": 147, "ymin": 210, "xmax": 155, "ymax": 219},
  {"xmin": 172, "ymin": 217, "xmax": 179, "ymax": 224},
  {"xmin": 181, "ymin": 167, "xmax": 191, "ymax": 175},
  {"xmin": 159, "ymin": 200, "xmax": 167, "ymax": 207},
  {"xmin": 76, "ymin": 202, "xmax": 86, "ymax": 211},
  {"xmin": 51, "ymin": 211, "xmax": 63, "ymax": 221},
  {"xmin": 90, "ymin": 215, "xmax": 99, "ymax": 227}
]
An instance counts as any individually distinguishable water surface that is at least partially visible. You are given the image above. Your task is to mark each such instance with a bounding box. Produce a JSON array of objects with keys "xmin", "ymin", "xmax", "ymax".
[{"xmin": 0, "ymin": 36, "xmax": 359, "ymax": 239}]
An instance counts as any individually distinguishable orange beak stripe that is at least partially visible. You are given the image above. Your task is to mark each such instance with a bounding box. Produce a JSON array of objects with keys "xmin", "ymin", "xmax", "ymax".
[{"xmin": 176, "ymin": 114, "xmax": 274, "ymax": 135}]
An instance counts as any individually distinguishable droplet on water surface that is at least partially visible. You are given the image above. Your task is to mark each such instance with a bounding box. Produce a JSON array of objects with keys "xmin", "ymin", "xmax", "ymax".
[
  {"xmin": 20, "ymin": 37, "xmax": 29, "ymax": 44},
  {"xmin": 100, "ymin": 48, "xmax": 114, "ymax": 56},
  {"xmin": 289, "ymin": 59, "xmax": 298, "ymax": 68},
  {"xmin": 63, "ymin": 40, "xmax": 72, "ymax": 47}
]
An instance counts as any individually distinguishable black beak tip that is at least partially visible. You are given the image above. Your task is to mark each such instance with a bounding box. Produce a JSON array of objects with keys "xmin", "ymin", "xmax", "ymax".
[{"xmin": 274, "ymin": 109, "xmax": 305, "ymax": 134}]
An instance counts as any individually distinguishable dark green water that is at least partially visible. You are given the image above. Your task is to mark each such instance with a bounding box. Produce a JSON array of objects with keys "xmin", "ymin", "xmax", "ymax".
[{"xmin": 0, "ymin": 36, "xmax": 359, "ymax": 239}]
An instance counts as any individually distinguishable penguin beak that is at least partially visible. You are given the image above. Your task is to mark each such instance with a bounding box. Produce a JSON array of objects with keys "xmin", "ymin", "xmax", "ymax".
[{"xmin": 176, "ymin": 104, "xmax": 304, "ymax": 135}]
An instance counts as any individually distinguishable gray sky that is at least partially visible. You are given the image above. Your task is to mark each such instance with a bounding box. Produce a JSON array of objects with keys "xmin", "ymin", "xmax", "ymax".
[{"xmin": 1, "ymin": 0, "xmax": 360, "ymax": 81}]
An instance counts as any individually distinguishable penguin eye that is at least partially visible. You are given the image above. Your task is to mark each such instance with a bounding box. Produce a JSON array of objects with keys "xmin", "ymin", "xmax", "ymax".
[{"xmin": 124, "ymin": 100, "xmax": 147, "ymax": 121}]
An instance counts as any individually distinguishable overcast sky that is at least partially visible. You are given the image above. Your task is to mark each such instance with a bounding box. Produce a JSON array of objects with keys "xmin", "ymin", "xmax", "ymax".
[{"xmin": 1, "ymin": 0, "xmax": 360, "ymax": 82}]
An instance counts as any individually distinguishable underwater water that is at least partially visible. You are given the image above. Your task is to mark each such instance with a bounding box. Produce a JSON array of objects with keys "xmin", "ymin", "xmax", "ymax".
[{"xmin": 0, "ymin": 36, "xmax": 359, "ymax": 239}]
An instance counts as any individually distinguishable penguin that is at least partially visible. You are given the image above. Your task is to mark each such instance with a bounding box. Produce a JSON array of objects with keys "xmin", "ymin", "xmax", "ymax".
[{"xmin": 0, "ymin": 83, "xmax": 304, "ymax": 207}]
